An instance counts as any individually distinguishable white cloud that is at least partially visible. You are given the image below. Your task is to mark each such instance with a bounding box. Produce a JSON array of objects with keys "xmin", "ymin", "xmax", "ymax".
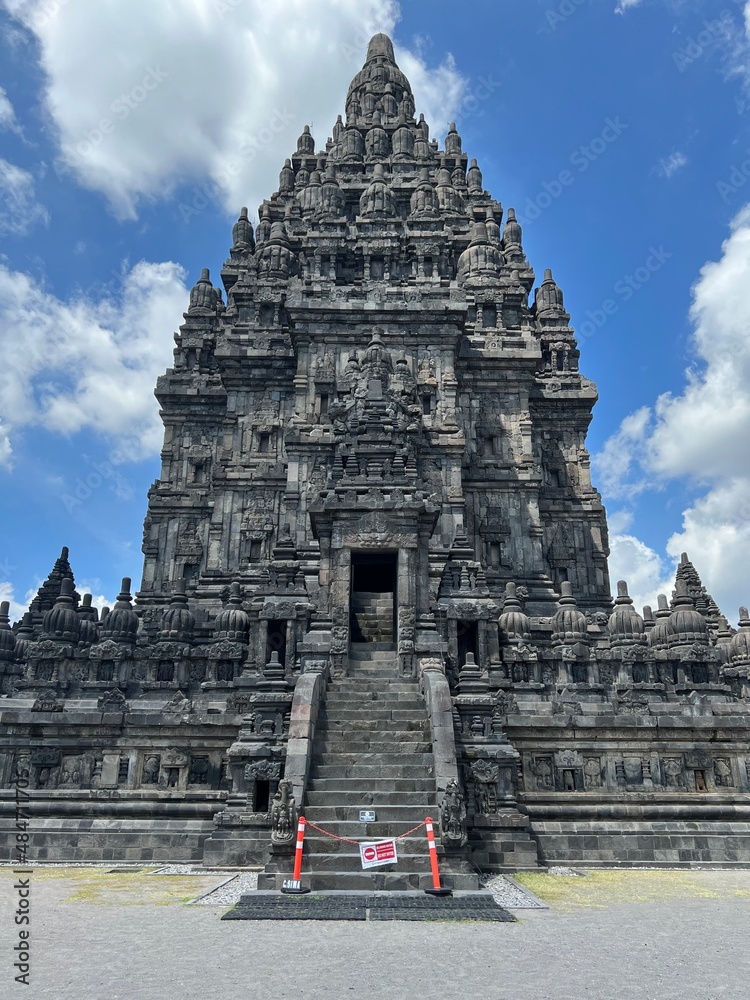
[
  {"xmin": 665, "ymin": 478, "xmax": 750, "ymax": 620},
  {"xmin": 3, "ymin": 0, "xmax": 467, "ymax": 220},
  {"xmin": 657, "ymin": 151, "xmax": 688, "ymax": 179},
  {"xmin": 76, "ymin": 582, "xmax": 115, "ymax": 612},
  {"xmin": 0, "ymin": 259, "xmax": 189, "ymax": 467},
  {"xmin": 615, "ymin": 0, "xmax": 643, "ymax": 13},
  {"xmin": 592, "ymin": 405, "xmax": 651, "ymax": 499},
  {"xmin": 0, "ymin": 581, "xmax": 36, "ymax": 624},
  {"xmin": 607, "ymin": 520, "xmax": 675, "ymax": 613},
  {"xmin": 596, "ymin": 206, "xmax": 750, "ymax": 619},
  {"xmin": 646, "ymin": 207, "xmax": 750, "ymax": 480},
  {"xmin": 0, "ymin": 86, "xmax": 21, "ymax": 133},
  {"xmin": 0, "ymin": 157, "xmax": 48, "ymax": 235}
]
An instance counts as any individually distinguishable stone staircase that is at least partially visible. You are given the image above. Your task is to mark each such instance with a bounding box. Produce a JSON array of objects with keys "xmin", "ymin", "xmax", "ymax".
[
  {"xmin": 296, "ymin": 646, "xmax": 479, "ymax": 891},
  {"xmin": 349, "ymin": 592, "xmax": 394, "ymax": 643}
]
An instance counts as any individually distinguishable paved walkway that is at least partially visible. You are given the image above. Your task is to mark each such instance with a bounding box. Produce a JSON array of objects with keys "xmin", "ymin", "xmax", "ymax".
[{"xmin": 2, "ymin": 867, "xmax": 749, "ymax": 999}]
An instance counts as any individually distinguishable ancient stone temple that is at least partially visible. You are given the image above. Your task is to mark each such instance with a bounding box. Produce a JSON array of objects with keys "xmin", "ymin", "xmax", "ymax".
[{"xmin": 2, "ymin": 34, "xmax": 750, "ymax": 883}]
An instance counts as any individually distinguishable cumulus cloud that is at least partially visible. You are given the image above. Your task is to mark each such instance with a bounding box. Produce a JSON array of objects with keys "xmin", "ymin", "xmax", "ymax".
[
  {"xmin": 0, "ymin": 260, "xmax": 189, "ymax": 468},
  {"xmin": 647, "ymin": 207, "xmax": 750, "ymax": 480},
  {"xmin": 595, "ymin": 206, "xmax": 750, "ymax": 619},
  {"xmin": 607, "ymin": 519, "xmax": 675, "ymax": 613},
  {"xmin": 592, "ymin": 406, "xmax": 651, "ymax": 500},
  {"xmin": 4, "ymin": 0, "xmax": 467, "ymax": 220},
  {"xmin": 0, "ymin": 157, "xmax": 48, "ymax": 235}
]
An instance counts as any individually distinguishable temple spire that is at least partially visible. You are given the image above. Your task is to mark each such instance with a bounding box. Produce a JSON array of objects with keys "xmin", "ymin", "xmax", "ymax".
[
  {"xmin": 366, "ymin": 33, "xmax": 396, "ymax": 63},
  {"xmin": 29, "ymin": 546, "xmax": 78, "ymax": 618}
]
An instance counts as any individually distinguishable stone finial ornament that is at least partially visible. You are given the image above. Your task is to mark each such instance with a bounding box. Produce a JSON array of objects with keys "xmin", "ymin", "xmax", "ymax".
[
  {"xmin": 668, "ymin": 579, "xmax": 708, "ymax": 646},
  {"xmin": 103, "ymin": 578, "xmax": 139, "ymax": 645},
  {"xmin": 730, "ymin": 607, "xmax": 750, "ymax": 665},
  {"xmin": 608, "ymin": 581, "xmax": 646, "ymax": 645},
  {"xmin": 232, "ymin": 206, "xmax": 255, "ymax": 248},
  {"xmin": 499, "ymin": 582, "xmax": 531, "ymax": 642},
  {"xmin": 42, "ymin": 577, "xmax": 80, "ymax": 644},
  {"xmin": 551, "ymin": 582, "xmax": 588, "ymax": 644},
  {"xmin": 297, "ymin": 124, "xmax": 315, "ymax": 155},
  {"xmin": 535, "ymin": 269, "xmax": 566, "ymax": 318},
  {"xmin": 503, "ymin": 207, "xmax": 523, "ymax": 249},
  {"xmin": 160, "ymin": 580, "xmax": 195, "ymax": 644},
  {"xmin": 0, "ymin": 601, "xmax": 15, "ymax": 662}
]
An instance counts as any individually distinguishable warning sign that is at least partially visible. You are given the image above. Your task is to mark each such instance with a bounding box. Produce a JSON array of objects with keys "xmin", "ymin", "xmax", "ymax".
[{"xmin": 360, "ymin": 839, "xmax": 398, "ymax": 869}]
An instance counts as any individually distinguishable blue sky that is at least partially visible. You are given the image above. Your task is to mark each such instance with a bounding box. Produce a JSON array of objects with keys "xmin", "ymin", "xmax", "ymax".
[{"xmin": 1, "ymin": 0, "xmax": 749, "ymax": 621}]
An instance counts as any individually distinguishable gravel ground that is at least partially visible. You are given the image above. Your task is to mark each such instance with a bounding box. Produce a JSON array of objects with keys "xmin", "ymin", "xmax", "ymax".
[
  {"xmin": 545, "ymin": 866, "xmax": 587, "ymax": 876},
  {"xmin": 193, "ymin": 872, "xmax": 259, "ymax": 905},
  {"xmin": 0, "ymin": 862, "xmax": 114, "ymax": 868},
  {"xmin": 480, "ymin": 874, "xmax": 546, "ymax": 908}
]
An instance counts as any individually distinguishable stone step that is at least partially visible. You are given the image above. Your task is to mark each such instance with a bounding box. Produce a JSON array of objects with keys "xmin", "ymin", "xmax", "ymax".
[
  {"xmin": 323, "ymin": 682, "xmax": 425, "ymax": 708},
  {"xmin": 323, "ymin": 681, "xmax": 425, "ymax": 708},
  {"xmin": 305, "ymin": 790, "xmax": 436, "ymax": 807},
  {"xmin": 315, "ymin": 736, "xmax": 431, "ymax": 750},
  {"xmin": 313, "ymin": 743, "xmax": 432, "ymax": 757},
  {"xmin": 308, "ymin": 872, "xmax": 480, "ymax": 891},
  {"xmin": 316, "ymin": 720, "xmax": 430, "ymax": 734},
  {"xmin": 257, "ymin": 870, "xmax": 481, "ymax": 892},
  {"xmin": 342, "ymin": 674, "xmax": 400, "ymax": 683},
  {"xmin": 312, "ymin": 754, "xmax": 432, "ymax": 765},
  {"xmin": 304, "ymin": 804, "xmax": 439, "ymax": 823},
  {"xmin": 323, "ymin": 692, "xmax": 422, "ymax": 701},
  {"xmin": 310, "ymin": 764, "xmax": 433, "ymax": 779},
  {"xmin": 318, "ymin": 709, "xmax": 428, "ymax": 723},
  {"xmin": 306, "ymin": 778, "xmax": 436, "ymax": 793},
  {"xmin": 345, "ymin": 675, "xmax": 399, "ymax": 683},
  {"xmin": 321, "ymin": 704, "xmax": 426, "ymax": 716},
  {"xmin": 314, "ymin": 742, "xmax": 431, "ymax": 755}
]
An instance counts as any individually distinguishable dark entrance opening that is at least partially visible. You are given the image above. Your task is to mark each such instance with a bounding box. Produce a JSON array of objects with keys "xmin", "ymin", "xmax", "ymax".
[
  {"xmin": 266, "ymin": 620, "xmax": 287, "ymax": 667},
  {"xmin": 457, "ymin": 620, "xmax": 479, "ymax": 668},
  {"xmin": 254, "ymin": 780, "xmax": 271, "ymax": 813},
  {"xmin": 350, "ymin": 552, "xmax": 398, "ymax": 645}
]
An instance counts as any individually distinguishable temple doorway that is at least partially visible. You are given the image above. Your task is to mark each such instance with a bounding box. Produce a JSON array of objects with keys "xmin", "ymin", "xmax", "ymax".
[
  {"xmin": 457, "ymin": 620, "xmax": 479, "ymax": 667},
  {"xmin": 350, "ymin": 552, "xmax": 398, "ymax": 645}
]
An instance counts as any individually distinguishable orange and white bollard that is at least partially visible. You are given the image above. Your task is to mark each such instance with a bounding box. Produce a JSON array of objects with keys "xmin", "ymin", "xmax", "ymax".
[
  {"xmin": 424, "ymin": 816, "xmax": 452, "ymax": 897},
  {"xmin": 281, "ymin": 816, "xmax": 311, "ymax": 894}
]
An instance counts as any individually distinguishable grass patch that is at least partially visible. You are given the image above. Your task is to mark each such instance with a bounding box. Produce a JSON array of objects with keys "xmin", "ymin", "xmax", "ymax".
[
  {"xmin": 513, "ymin": 869, "xmax": 750, "ymax": 912},
  {"xmin": 64, "ymin": 872, "xmax": 216, "ymax": 906},
  {"xmin": 1, "ymin": 867, "xmax": 222, "ymax": 905}
]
